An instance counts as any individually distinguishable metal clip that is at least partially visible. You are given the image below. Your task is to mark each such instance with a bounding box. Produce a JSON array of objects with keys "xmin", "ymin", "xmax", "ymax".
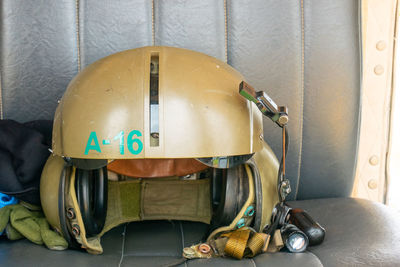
[
  {"xmin": 239, "ymin": 81, "xmax": 288, "ymax": 128},
  {"xmin": 279, "ymin": 179, "xmax": 291, "ymax": 202}
]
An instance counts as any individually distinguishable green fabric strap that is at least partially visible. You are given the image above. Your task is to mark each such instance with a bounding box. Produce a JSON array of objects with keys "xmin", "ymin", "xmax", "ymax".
[
  {"xmin": 0, "ymin": 204, "xmax": 68, "ymax": 250},
  {"xmin": 5, "ymin": 224, "xmax": 24, "ymax": 240}
]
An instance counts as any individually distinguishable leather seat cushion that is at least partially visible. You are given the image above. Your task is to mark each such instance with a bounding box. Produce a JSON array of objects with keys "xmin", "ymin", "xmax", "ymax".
[
  {"xmin": 288, "ymin": 198, "xmax": 400, "ymax": 267},
  {"xmin": 0, "ymin": 198, "xmax": 398, "ymax": 266}
]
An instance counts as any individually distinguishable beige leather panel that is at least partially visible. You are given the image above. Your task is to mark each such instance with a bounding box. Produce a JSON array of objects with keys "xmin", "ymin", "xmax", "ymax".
[{"xmin": 352, "ymin": 0, "xmax": 397, "ymax": 202}]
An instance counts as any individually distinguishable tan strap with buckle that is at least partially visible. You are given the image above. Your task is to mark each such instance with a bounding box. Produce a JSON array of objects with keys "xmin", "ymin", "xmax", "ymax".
[
  {"xmin": 223, "ymin": 230, "xmax": 270, "ymax": 259},
  {"xmin": 224, "ymin": 229, "xmax": 250, "ymax": 259},
  {"xmin": 247, "ymin": 232, "xmax": 269, "ymax": 257}
]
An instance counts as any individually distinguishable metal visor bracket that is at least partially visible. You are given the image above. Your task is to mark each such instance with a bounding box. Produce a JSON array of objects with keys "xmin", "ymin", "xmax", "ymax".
[{"xmin": 239, "ymin": 81, "xmax": 290, "ymax": 202}]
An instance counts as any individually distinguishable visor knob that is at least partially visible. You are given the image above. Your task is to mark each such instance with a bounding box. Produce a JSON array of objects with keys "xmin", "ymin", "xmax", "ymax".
[{"xmin": 278, "ymin": 115, "xmax": 289, "ymax": 125}]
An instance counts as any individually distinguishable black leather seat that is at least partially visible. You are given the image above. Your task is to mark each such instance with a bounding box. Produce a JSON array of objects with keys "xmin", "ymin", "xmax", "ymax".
[
  {"xmin": 1, "ymin": 0, "xmax": 399, "ymax": 266},
  {"xmin": 1, "ymin": 198, "xmax": 399, "ymax": 266}
]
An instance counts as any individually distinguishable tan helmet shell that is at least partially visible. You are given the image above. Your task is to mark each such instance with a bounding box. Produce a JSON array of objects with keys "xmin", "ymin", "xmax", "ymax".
[
  {"xmin": 52, "ymin": 46, "xmax": 263, "ymax": 159},
  {"xmin": 42, "ymin": 47, "xmax": 279, "ymax": 253}
]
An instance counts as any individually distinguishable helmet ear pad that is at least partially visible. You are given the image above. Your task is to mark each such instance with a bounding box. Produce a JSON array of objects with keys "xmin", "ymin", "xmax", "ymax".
[
  {"xmin": 75, "ymin": 167, "xmax": 108, "ymax": 237},
  {"xmin": 210, "ymin": 165, "xmax": 249, "ymax": 230}
]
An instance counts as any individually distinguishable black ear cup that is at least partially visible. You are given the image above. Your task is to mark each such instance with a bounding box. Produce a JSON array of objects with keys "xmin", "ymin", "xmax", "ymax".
[
  {"xmin": 209, "ymin": 165, "xmax": 249, "ymax": 231},
  {"xmin": 75, "ymin": 167, "xmax": 108, "ymax": 237}
]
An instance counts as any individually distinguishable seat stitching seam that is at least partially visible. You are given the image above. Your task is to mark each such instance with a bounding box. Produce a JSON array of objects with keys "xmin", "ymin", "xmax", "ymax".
[
  {"xmin": 224, "ymin": 0, "xmax": 228, "ymax": 63},
  {"xmin": 118, "ymin": 224, "xmax": 127, "ymax": 267},
  {"xmin": 75, "ymin": 0, "xmax": 81, "ymax": 72},
  {"xmin": 295, "ymin": 0, "xmax": 305, "ymax": 199},
  {"xmin": 0, "ymin": 74, "xmax": 3, "ymax": 119},
  {"xmin": 152, "ymin": 0, "xmax": 155, "ymax": 46},
  {"xmin": 179, "ymin": 221, "xmax": 188, "ymax": 267}
]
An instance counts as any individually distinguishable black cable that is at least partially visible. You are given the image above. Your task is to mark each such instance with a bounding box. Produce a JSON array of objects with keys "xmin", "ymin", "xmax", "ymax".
[{"xmin": 264, "ymin": 126, "xmax": 290, "ymax": 235}]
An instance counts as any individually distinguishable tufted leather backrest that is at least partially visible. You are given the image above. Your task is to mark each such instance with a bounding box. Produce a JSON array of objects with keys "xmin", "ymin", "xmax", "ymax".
[{"xmin": 0, "ymin": 0, "xmax": 361, "ymax": 200}]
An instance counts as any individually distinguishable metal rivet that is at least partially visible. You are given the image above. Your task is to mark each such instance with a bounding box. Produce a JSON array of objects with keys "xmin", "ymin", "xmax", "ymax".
[
  {"xmin": 369, "ymin": 155, "xmax": 379, "ymax": 166},
  {"xmin": 151, "ymin": 132, "xmax": 159, "ymax": 139},
  {"xmin": 259, "ymin": 134, "xmax": 264, "ymax": 140},
  {"xmin": 237, "ymin": 218, "xmax": 245, "ymax": 229},
  {"xmin": 199, "ymin": 243, "xmax": 211, "ymax": 254},
  {"xmin": 71, "ymin": 224, "xmax": 80, "ymax": 237},
  {"xmin": 376, "ymin": 41, "xmax": 386, "ymax": 51},
  {"xmin": 183, "ymin": 247, "xmax": 195, "ymax": 256},
  {"xmin": 374, "ymin": 65, "xmax": 384, "ymax": 75},
  {"xmin": 368, "ymin": 179, "xmax": 378, "ymax": 190},
  {"xmin": 245, "ymin": 206, "xmax": 255, "ymax": 217},
  {"xmin": 66, "ymin": 208, "xmax": 75, "ymax": 219}
]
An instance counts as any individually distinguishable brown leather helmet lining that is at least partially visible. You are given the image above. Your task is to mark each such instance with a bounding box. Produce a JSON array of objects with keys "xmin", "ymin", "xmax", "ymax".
[{"xmin": 107, "ymin": 158, "xmax": 209, "ymax": 178}]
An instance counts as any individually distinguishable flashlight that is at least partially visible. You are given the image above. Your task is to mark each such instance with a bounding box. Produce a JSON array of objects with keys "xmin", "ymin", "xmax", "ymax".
[
  {"xmin": 280, "ymin": 223, "xmax": 309, "ymax": 253},
  {"xmin": 289, "ymin": 208, "xmax": 325, "ymax": 246}
]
